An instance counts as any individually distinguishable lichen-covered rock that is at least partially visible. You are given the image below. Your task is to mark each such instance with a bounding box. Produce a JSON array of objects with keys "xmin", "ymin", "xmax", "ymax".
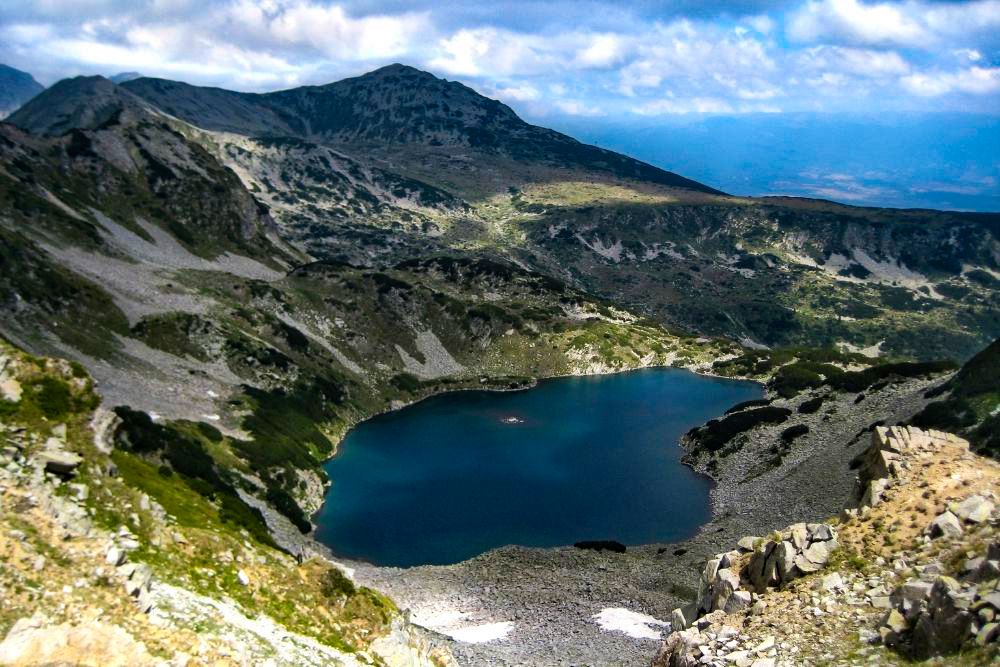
[
  {"xmin": 926, "ymin": 511, "xmax": 963, "ymax": 539},
  {"xmin": 952, "ymin": 495, "xmax": 995, "ymax": 524}
]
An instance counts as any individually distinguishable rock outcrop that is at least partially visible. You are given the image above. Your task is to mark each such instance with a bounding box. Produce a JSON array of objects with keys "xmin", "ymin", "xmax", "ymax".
[{"xmin": 654, "ymin": 426, "xmax": 1000, "ymax": 666}]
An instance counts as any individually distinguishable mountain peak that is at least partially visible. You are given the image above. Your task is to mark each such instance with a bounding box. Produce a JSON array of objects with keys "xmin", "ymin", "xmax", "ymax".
[
  {"xmin": 0, "ymin": 64, "xmax": 45, "ymax": 119},
  {"xmin": 5, "ymin": 75, "xmax": 152, "ymax": 137}
]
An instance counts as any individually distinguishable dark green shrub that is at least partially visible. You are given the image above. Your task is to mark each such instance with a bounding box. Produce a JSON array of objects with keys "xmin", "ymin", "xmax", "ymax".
[
  {"xmin": 689, "ymin": 406, "xmax": 793, "ymax": 452},
  {"xmin": 798, "ymin": 397, "xmax": 824, "ymax": 414},
  {"xmin": 725, "ymin": 398, "xmax": 771, "ymax": 414},
  {"xmin": 781, "ymin": 424, "xmax": 810, "ymax": 442},
  {"xmin": 321, "ymin": 567, "xmax": 357, "ymax": 599}
]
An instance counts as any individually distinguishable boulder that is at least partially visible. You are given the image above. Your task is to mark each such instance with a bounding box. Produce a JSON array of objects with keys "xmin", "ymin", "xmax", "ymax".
[
  {"xmin": 899, "ymin": 580, "xmax": 934, "ymax": 605},
  {"xmin": 794, "ymin": 555, "xmax": 823, "ymax": 574},
  {"xmin": 802, "ymin": 540, "xmax": 834, "ymax": 566},
  {"xmin": 652, "ymin": 628, "xmax": 701, "ymax": 667},
  {"xmin": 670, "ymin": 608, "xmax": 688, "ymax": 632},
  {"xmin": 883, "ymin": 609, "xmax": 908, "ymax": 633},
  {"xmin": 809, "ymin": 524, "xmax": 834, "ymax": 542},
  {"xmin": 772, "ymin": 541, "xmax": 797, "ymax": 585},
  {"xmin": 910, "ymin": 576, "xmax": 976, "ymax": 659},
  {"xmin": 736, "ymin": 536, "xmax": 758, "ymax": 553},
  {"xmin": 711, "ymin": 569, "xmax": 740, "ymax": 612},
  {"xmin": 788, "ymin": 524, "xmax": 808, "ymax": 551},
  {"xmin": 952, "ymin": 495, "xmax": 994, "ymax": 524},
  {"xmin": 926, "ymin": 511, "xmax": 963, "ymax": 539},
  {"xmin": 724, "ymin": 590, "xmax": 752, "ymax": 615},
  {"xmin": 746, "ymin": 542, "xmax": 775, "ymax": 591},
  {"xmin": 820, "ymin": 573, "xmax": 843, "ymax": 592},
  {"xmin": 35, "ymin": 450, "xmax": 83, "ymax": 476},
  {"xmin": 105, "ymin": 547, "xmax": 126, "ymax": 567},
  {"xmin": 976, "ymin": 622, "xmax": 999, "ymax": 647}
]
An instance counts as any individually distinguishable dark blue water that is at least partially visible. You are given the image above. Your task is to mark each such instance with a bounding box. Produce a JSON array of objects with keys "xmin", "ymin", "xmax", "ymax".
[{"xmin": 314, "ymin": 368, "xmax": 761, "ymax": 567}]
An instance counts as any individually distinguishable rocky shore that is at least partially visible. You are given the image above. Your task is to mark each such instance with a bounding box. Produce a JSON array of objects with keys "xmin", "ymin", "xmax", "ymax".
[{"xmin": 344, "ymin": 372, "xmax": 946, "ymax": 665}]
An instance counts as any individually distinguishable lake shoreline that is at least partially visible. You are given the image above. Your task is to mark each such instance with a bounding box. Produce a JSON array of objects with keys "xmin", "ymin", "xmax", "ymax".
[
  {"xmin": 313, "ymin": 365, "xmax": 756, "ymax": 567},
  {"xmin": 342, "ymin": 375, "xmax": 939, "ymax": 666}
]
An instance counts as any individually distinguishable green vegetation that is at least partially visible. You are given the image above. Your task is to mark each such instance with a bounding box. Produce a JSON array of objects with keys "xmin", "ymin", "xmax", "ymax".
[
  {"xmin": 688, "ymin": 406, "xmax": 793, "ymax": 453},
  {"xmin": 113, "ymin": 406, "xmax": 277, "ymax": 547},
  {"xmin": 910, "ymin": 338, "xmax": 1000, "ymax": 456}
]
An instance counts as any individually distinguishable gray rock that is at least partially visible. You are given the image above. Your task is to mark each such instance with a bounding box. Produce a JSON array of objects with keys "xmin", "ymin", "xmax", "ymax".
[
  {"xmin": 711, "ymin": 569, "xmax": 740, "ymax": 612},
  {"xmin": 953, "ymin": 495, "xmax": 994, "ymax": 524},
  {"xmin": 105, "ymin": 547, "xmax": 126, "ymax": 567},
  {"xmin": 772, "ymin": 541, "xmax": 797, "ymax": 586},
  {"xmin": 802, "ymin": 540, "xmax": 833, "ymax": 566},
  {"xmin": 671, "ymin": 607, "xmax": 688, "ymax": 632},
  {"xmin": 809, "ymin": 524, "xmax": 834, "ymax": 542},
  {"xmin": 976, "ymin": 622, "xmax": 999, "ymax": 646},
  {"xmin": 794, "ymin": 555, "xmax": 823, "ymax": 574},
  {"xmin": 883, "ymin": 609, "xmax": 908, "ymax": 633},
  {"xmin": 736, "ymin": 537, "xmax": 758, "ymax": 553},
  {"xmin": 926, "ymin": 511, "xmax": 963, "ymax": 539},
  {"xmin": 724, "ymin": 590, "xmax": 752, "ymax": 615},
  {"xmin": 35, "ymin": 450, "xmax": 83, "ymax": 476},
  {"xmin": 900, "ymin": 580, "xmax": 934, "ymax": 604},
  {"xmin": 820, "ymin": 573, "xmax": 843, "ymax": 591},
  {"xmin": 910, "ymin": 576, "xmax": 976, "ymax": 659},
  {"xmin": 788, "ymin": 524, "xmax": 808, "ymax": 551}
]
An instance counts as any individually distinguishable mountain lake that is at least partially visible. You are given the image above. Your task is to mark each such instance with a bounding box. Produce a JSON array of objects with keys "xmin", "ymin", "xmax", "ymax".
[{"xmin": 314, "ymin": 367, "xmax": 762, "ymax": 567}]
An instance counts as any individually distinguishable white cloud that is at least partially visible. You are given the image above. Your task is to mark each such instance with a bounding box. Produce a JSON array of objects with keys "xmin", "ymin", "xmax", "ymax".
[
  {"xmin": 901, "ymin": 66, "xmax": 1000, "ymax": 97},
  {"xmin": 632, "ymin": 96, "xmax": 734, "ymax": 115},
  {"xmin": 267, "ymin": 2, "xmax": 430, "ymax": 59},
  {"xmin": 789, "ymin": 0, "xmax": 926, "ymax": 46},
  {"xmin": 429, "ymin": 28, "xmax": 553, "ymax": 77},
  {"xmin": 493, "ymin": 84, "xmax": 540, "ymax": 102},
  {"xmin": 744, "ymin": 15, "xmax": 775, "ymax": 35},
  {"xmin": 797, "ymin": 46, "xmax": 910, "ymax": 77},
  {"xmin": 788, "ymin": 0, "xmax": 1000, "ymax": 48},
  {"xmin": 618, "ymin": 21, "xmax": 775, "ymax": 97},
  {"xmin": 574, "ymin": 34, "xmax": 626, "ymax": 68},
  {"xmin": 554, "ymin": 99, "xmax": 604, "ymax": 116}
]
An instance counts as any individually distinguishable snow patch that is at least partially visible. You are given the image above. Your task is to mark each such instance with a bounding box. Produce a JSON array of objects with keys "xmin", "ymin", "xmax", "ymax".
[
  {"xmin": 410, "ymin": 609, "xmax": 513, "ymax": 644},
  {"xmin": 592, "ymin": 608, "xmax": 668, "ymax": 640}
]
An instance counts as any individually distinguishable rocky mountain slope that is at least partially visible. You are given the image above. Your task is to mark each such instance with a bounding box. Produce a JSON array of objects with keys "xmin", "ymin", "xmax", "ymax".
[
  {"xmin": 0, "ymin": 63, "xmax": 998, "ymax": 666},
  {"xmin": 86, "ymin": 66, "xmax": 1000, "ymax": 361},
  {"xmin": 0, "ymin": 65, "xmax": 43, "ymax": 119},
  {"xmin": 0, "ymin": 340, "xmax": 454, "ymax": 665},
  {"xmin": 656, "ymin": 425, "xmax": 1000, "ymax": 666},
  {"xmin": 0, "ymin": 76, "xmax": 742, "ymax": 551}
]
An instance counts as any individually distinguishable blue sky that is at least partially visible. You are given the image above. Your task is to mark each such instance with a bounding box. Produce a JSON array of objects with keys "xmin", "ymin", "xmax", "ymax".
[{"xmin": 2, "ymin": 0, "xmax": 999, "ymax": 114}]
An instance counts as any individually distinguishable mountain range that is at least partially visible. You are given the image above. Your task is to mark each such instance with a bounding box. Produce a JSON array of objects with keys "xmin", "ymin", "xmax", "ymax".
[
  {"xmin": 1, "ymin": 61, "xmax": 999, "ymax": 665},
  {"xmin": 1, "ymin": 62, "xmax": 998, "ymax": 555}
]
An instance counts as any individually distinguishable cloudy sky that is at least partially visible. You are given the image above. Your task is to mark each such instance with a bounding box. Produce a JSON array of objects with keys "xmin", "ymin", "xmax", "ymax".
[{"xmin": 2, "ymin": 0, "xmax": 999, "ymax": 116}]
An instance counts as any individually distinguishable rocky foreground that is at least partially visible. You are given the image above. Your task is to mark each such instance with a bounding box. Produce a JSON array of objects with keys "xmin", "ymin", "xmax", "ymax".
[
  {"xmin": 655, "ymin": 426, "xmax": 1000, "ymax": 666},
  {"xmin": 0, "ymin": 343, "xmax": 455, "ymax": 666}
]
